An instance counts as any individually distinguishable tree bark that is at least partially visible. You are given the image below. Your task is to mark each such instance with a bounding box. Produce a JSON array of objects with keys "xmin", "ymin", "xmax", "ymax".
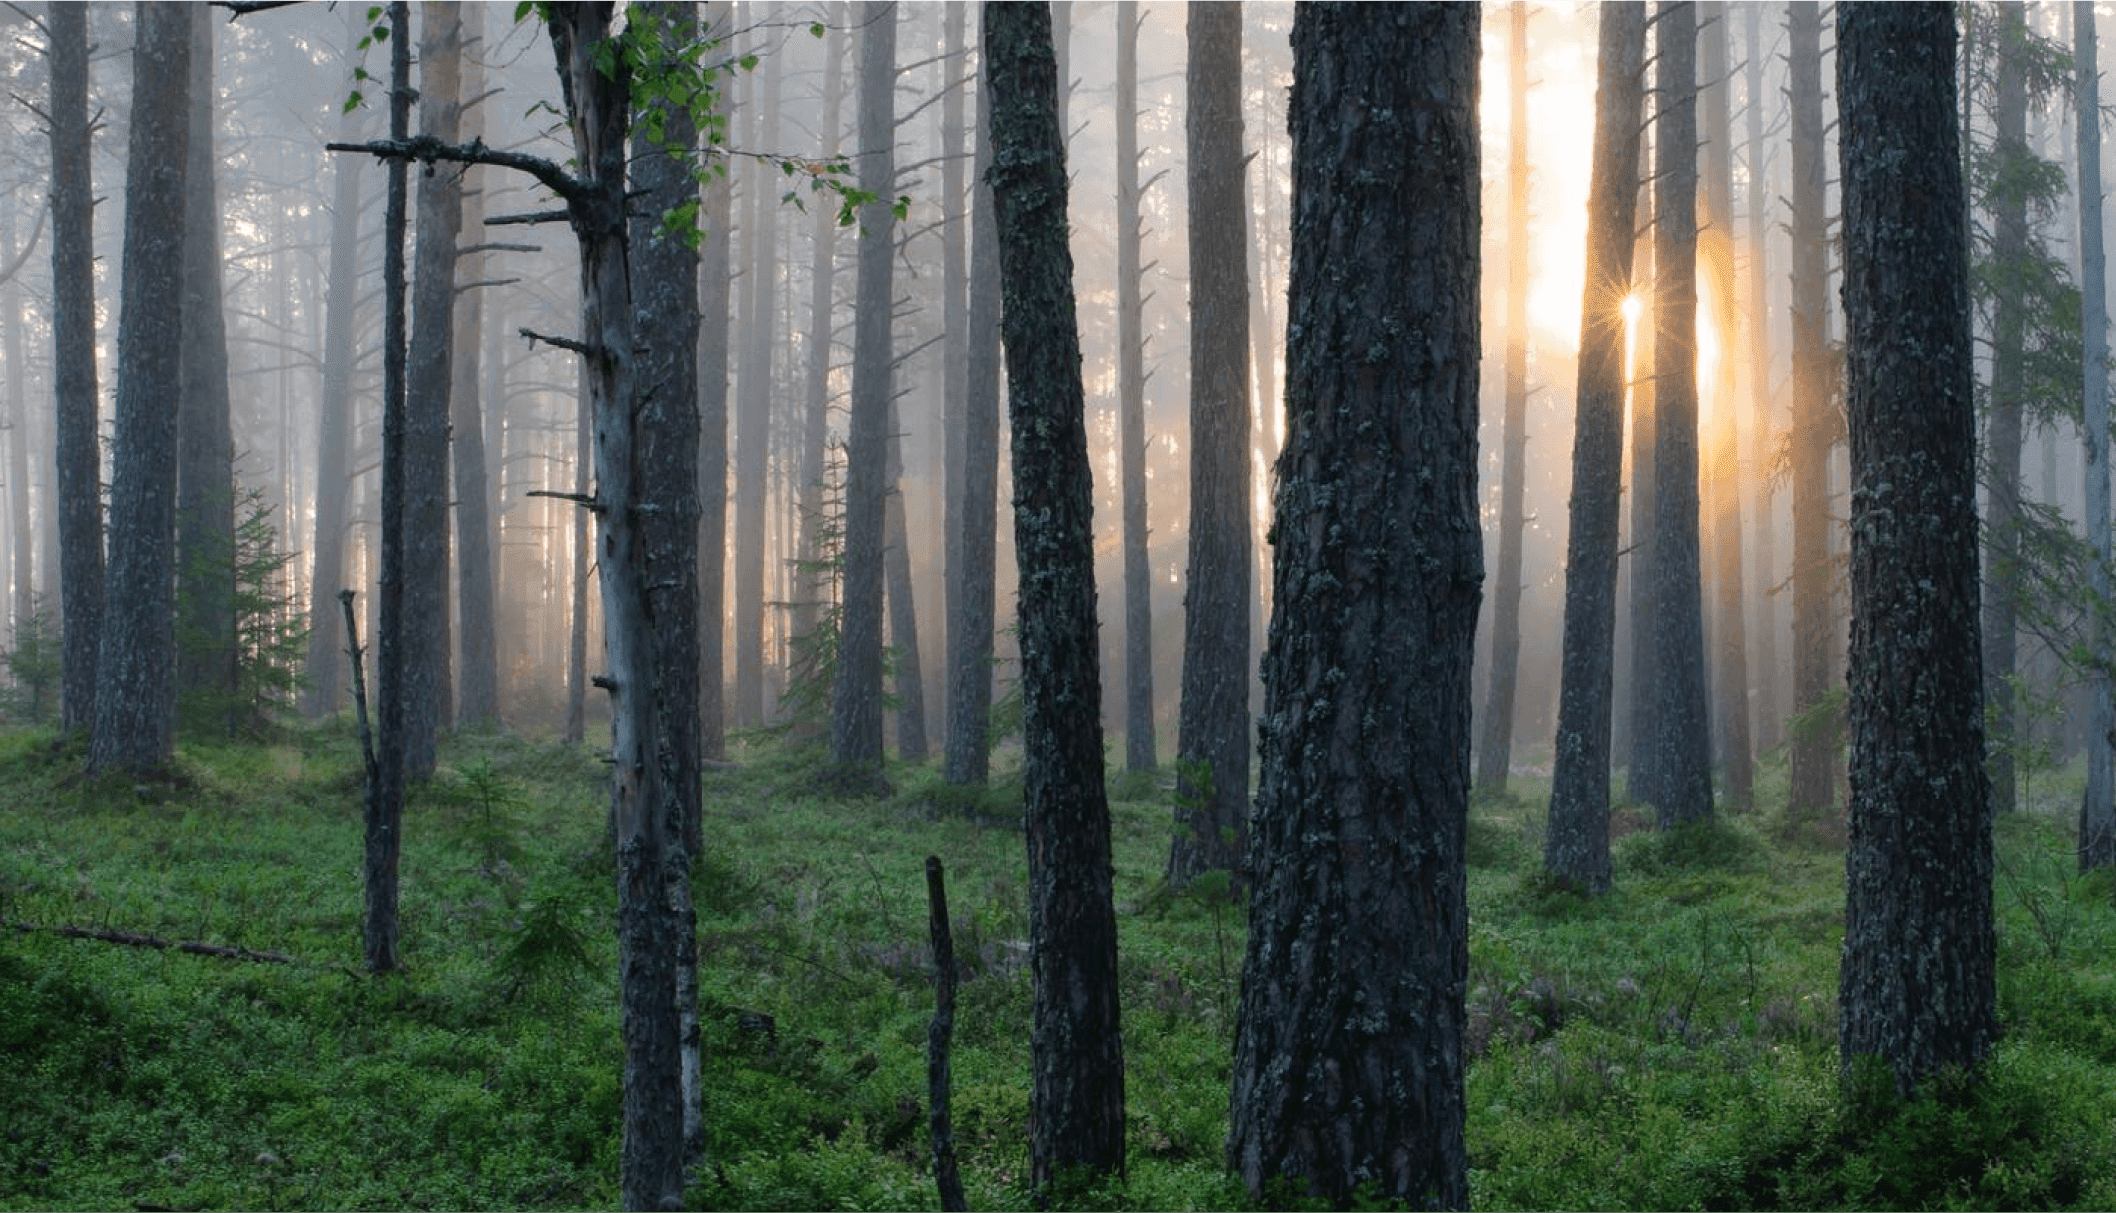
[
  {"xmin": 176, "ymin": 5, "xmax": 236, "ymax": 730},
  {"xmin": 697, "ymin": 0, "xmax": 733, "ymax": 765},
  {"xmin": 1227, "ymin": 6, "xmax": 1479, "ymax": 1205},
  {"xmin": 830, "ymin": 3, "xmax": 897, "ymax": 777},
  {"xmin": 790, "ymin": 3, "xmax": 844, "ymax": 744},
  {"xmin": 1836, "ymin": 0, "xmax": 1998, "ymax": 1095},
  {"xmin": 1115, "ymin": 0, "xmax": 1156, "ymax": 774},
  {"xmin": 1743, "ymin": 0, "xmax": 1782, "ymax": 753},
  {"xmin": 1700, "ymin": 4, "xmax": 1752, "ymax": 810},
  {"xmin": 47, "ymin": 0, "xmax": 102, "ymax": 735},
  {"xmin": 2080, "ymin": 1, "xmax": 2115, "ymax": 869},
  {"xmin": 1981, "ymin": 2, "xmax": 2030, "ymax": 817},
  {"xmin": 451, "ymin": 2, "xmax": 500, "ymax": 732},
  {"xmin": 984, "ymin": 1, "xmax": 1127, "ymax": 1194},
  {"xmin": 1170, "ymin": 0, "xmax": 1250, "ymax": 887},
  {"xmin": 940, "ymin": 2, "xmax": 971, "ymax": 776},
  {"xmin": 1477, "ymin": 0, "xmax": 1532, "ymax": 796},
  {"xmin": 884, "ymin": 405, "xmax": 929, "ymax": 762},
  {"xmin": 90, "ymin": 1, "xmax": 190, "ymax": 775},
  {"xmin": 1648, "ymin": 0, "xmax": 1714, "ymax": 829},
  {"xmin": 733, "ymin": 28, "xmax": 780, "ymax": 730},
  {"xmin": 944, "ymin": 24, "xmax": 1002, "ymax": 788},
  {"xmin": 401, "ymin": 0, "xmax": 465, "ymax": 776},
  {"xmin": 1547, "ymin": 0, "xmax": 1647, "ymax": 894},
  {"xmin": 1787, "ymin": 0, "xmax": 1836, "ymax": 821}
]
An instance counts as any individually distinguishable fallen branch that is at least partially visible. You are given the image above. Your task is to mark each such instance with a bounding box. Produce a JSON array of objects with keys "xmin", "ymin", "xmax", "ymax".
[{"xmin": 11, "ymin": 921, "xmax": 298, "ymax": 965}]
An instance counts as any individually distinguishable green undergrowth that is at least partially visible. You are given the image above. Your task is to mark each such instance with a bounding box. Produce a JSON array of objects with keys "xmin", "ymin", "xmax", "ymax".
[{"xmin": 4, "ymin": 726, "xmax": 2116, "ymax": 1208}]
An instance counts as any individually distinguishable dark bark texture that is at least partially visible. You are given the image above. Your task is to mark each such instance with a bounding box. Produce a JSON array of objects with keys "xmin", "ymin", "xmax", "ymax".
[
  {"xmin": 1835, "ymin": 0, "xmax": 1998, "ymax": 1095},
  {"xmin": 1227, "ymin": 5, "xmax": 1480, "ymax": 1207},
  {"xmin": 1170, "ymin": 0, "xmax": 1250, "ymax": 888},
  {"xmin": 1648, "ymin": 0, "xmax": 1714, "ymax": 828},
  {"xmin": 984, "ymin": 1, "xmax": 1127, "ymax": 1194},
  {"xmin": 1787, "ymin": 0, "xmax": 1835, "ymax": 820},
  {"xmin": 176, "ymin": 6, "xmax": 237, "ymax": 726},
  {"xmin": 91, "ymin": 1, "xmax": 190, "ymax": 774},
  {"xmin": 1547, "ymin": 0, "xmax": 1646, "ymax": 894},
  {"xmin": 47, "ymin": 0, "xmax": 102, "ymax": 735},
  {"xmin": 830, "ymin": 2, "xmax": 897, "ymax": 775},
  {"xmin": 1476, "ymin": 0, "xmax": 1531, "ymax": 796},
  {"xmin": 401, "ymin": 0, "xmax": 465, "ymax": 775},
  {"xmin": 696, "ymin": 0, "xmax": 733, "ymax": 766}
]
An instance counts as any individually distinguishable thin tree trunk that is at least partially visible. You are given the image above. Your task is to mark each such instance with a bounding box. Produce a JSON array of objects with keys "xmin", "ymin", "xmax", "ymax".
[
  {"xmin": 1743, "ymin": 0, "xmax": 1781, "ymax": 752},
  {"xmin": 1701, "ymin": 5, "xmax": 1753, "ymax": 809},
  {"xmin": 791, "ymin": 3, "xmax": 845, "ymax": 741},
  {"xmin": 697, "ymin": 0, "xmax": 733, "ymax": 764},
  {"xmin": 1478, "ymin": 0, "xmax": 1533, "ymax": 796},
  {"xmin": 176, "ymin": 5, "xmax": 236, "ymax": 729},
  {"xmin": 940, "ymin": 2, "xmax": 970, "ymax": 774},
  {"xmin": 985, "ymin": 2, "xmax": 1127, "ymax": 1193},
  {"xmin": 944, "ymin": 27, "xmax": 1002, "ymax": 787},
  {"xmin": 565, "ymin": 364, "xmax": 590, "ymax": 746},
  {"xmin": 1982, "ymin": 2, "xmax": 2030, "ymax": 817},
  {"xmin": 1788, "ymin": 0, "xmax": 1836, "ymax": 821},
  {"xmin": 830, "ymin": 2, "xmax": 897, "ymax": 777},
  {"xmin": 47, "ymin": 0, "xmax": 101, "ymax": 735},
  {"xmin": 1547, "ymin": 0, "xmax": 1647, "ymax": 894},
  {"xmin": 884, "ymin": 405, "xmax": 928, "ymax": 762},
  {"xmin": 1115, "ymin": 0, "xmax": 1155, "ymax": 774},
  {"xmin": 1170, "ymin": 0, "xmax": 1249, "ymax": 887},
  {"xmin": 734, "ymin": 30, "xmax": 780, "ymax": 730},
  {"xmin": 2078, "ymin": 0, "xmax": 2114, "ymax": 868},
  {"xmin": 451, "ymin": 3, "xmax": 500, "ymax": 732}
]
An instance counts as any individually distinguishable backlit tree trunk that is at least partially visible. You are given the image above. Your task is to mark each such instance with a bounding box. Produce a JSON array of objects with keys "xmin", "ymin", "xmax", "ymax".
[
  {"xmin": 1115, "ymin": 0, "xmax": 1155, "ymax": 774},
  {"xmin": 1701, "ymin": 4, "xmax": 1752, "ymax": 810},
  {"xmin": 302, "ymin": 69, "xmax": 365, "ymax": 719},
  {"xmin": 1547, "ymin": 0, "xmax": 1647, "ymax": 894},
  {"xmin": 1787, "ymin": 0, "xmax": 1836, "ymax": 821},
  {"xmin": 451, "ymin": 2, "xmax": 500, "ymax": 732}
]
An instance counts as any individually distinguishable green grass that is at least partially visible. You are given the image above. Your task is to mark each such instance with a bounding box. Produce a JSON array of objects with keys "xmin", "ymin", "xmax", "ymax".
[{"xmin": 4, "ymin": 726, "xmax": 2116, "ymax": 1209}]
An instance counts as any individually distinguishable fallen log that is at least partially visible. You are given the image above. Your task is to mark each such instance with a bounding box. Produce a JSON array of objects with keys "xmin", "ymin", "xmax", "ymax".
[{"xmin": 11, "ymin": 920, "xmax": 299, "ymax": 965}]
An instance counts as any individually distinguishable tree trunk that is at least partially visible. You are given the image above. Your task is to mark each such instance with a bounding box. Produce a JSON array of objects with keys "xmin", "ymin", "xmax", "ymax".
[
  {"xmin": 4, "ymin": 199, "xmax": 32, "ymax": 644},
  {"xmin": 1227, "ymin": 6, "xmax": 1479, "ymax": 1205},
  {"xmin": 944, "ymin": 25, "xmax": 1002, "ymax": 788},
  {"xmin": 627, "ymin": 0, "xmax": 703, "ymax": 1164},
  {"xmin": 1547, "ymin": 0, "xmax": 1647, "ymax": 894},
  {"xmin": 367, "ymin": 0, "xmax": 413, "ymax": 973},
  {"xmin": 2079, "ymin": 0, "xmax": 2115, "ymax": 869},
  {"xmin": 451, "ymin": 3, "xmax": 500, "ymax": 732},
  {"xmin": 1170, "ymin": 0, "xmax": 1249, "ymax": 887},
  {"xmin": 91, "ymin": 1, "xmax": 190, "ymax": 775},
  {"xmin": 697, "ymin": 0, "xmax": 733, "ymax": 765},
  {"xmin": 401, "ymin": 0, "xmax": 464, "ymax": 776},
  {"xmin": 1743, "ymin": 0, "xmax": 1782, "ymax": 753},
  {"xmin": 830, "ymin": 3, "xmax": 897, "ymax": 778},
  {"xmin": 1981, "ymin": 2, "xmax": 2030, "ymax": 817},
  {"xmin": 1477, "ymin": 0, "xmax": 1532, "ymax": 796},
  {"xmin": 1646, "ymin": 1, "xmax": 1714, "ymax": 829},
  {"xmin": 304, "ymin": 92, "xmax": 365, "ymax": 720},
  {"xmin": 791, "ymin": 3, "xmax": 844, "ymax": 743},
  {"xmin": 1700, "ymin": 4, "xmax": 1752, "ymax": 810},
  {"xmin": 48, "ymin": 0, "xmax": 102, "ymax": 735},
  {"xmin": 884, "ymin": 405, "xmax": 928, "ymax": 762},
  {"xmin": 984, "ymin": 1, "xmax": 1127, "ymax": 1195},
  {"xmin": 940, "ymin": 2, "xmax": 971, "ymax": 774},
  {"xmin": 1787, "ymin": 0, "xmax": 1836, "ymax": 821},
  {"xmin": 565, "ymin": 364, "xmax": 590, "ymax": 745},
  {"xmin": 1836, "ymin": 1, "xmax": 1998, "ymax": 1095},
  {"xmin": 1623, "ymin": 172, "xmax": 1661, "ymax": 803},
  {"xmin": 1114, "ymin": 0, "xmax": 1156, "ymax": 774},
  {"xmin": 733, "ymin": 28, "xmax": 780, "ymax": 730},
  {"xmin": 176, "ymin": 5, "xmax": 236, "ymax": 731}
]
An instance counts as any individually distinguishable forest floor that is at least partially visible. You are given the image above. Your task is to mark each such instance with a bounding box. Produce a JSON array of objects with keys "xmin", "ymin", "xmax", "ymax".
[{"xmin": 3, "ymin": 720, "xmax": 2116, "ymax": 1210}]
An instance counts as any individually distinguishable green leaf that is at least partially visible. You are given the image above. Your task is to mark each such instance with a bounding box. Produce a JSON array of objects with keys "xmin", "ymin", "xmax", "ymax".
[
  {"xmin": 371, "ymin": 24, "xmax": 389, "ymax": 41},
  {"xmin": 739, "ymin": 52, "xmax": 759, "ymax": 72},
  {"xmin": 810, "ymin": 22, "xmax": 825, "ymax": 37},
  {"xmin": 343, "ymin": 90, "xmax": 364, "ymax": 114}
]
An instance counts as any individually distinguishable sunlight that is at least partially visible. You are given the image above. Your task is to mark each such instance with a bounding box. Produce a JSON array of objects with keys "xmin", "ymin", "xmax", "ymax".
[{"xmin": 1696, "ymin": 227, "xmax": 1740, "ymax": 428}]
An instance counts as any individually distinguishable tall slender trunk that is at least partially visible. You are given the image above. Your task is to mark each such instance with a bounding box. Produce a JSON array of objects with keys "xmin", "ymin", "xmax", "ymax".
[
  {"xmin": 1623, "ymin": 164, "xmax": 1661, "ymax": 800},
  {"xmin": 697, "ymin": 0, "xmax": 733, "ymax": 763},
  {"xmin": 1547, "ymin": 0, "xmax": 1648, "ymax": 893},
  {"xmin": 1114, "ymin": 0, "xmax": 1155, "ymax": 774},
  {"xmin": 1478, "ymin": 0, "xmax": 1532, "ymax": 795},
  {"xmin": 48, "ymin": 0, "xmax": 102, "ymax": 735},
  {"xmin": 2080, "ymin": 1, "xmax": 2115, "ymax": 868},
  {"xmin": 1787, "ymin": 0, "xmax": 1836, "ymax": 820},
  {"xmin": 565, "ymin": 363, "xmax": 590, "ymax": 746},
  {"xmin": 451, "ymin": 3, "xmax": 500, "ymax": 731},
  {"xmin": 176, "ymin": 6, "xmax": 236, "ymax": 729},
  {"xmin": 1701, "ymin": 5, "xmax": 1752, "ymax": 808},
  {"xmin": 792, "ymin": 4, "xmax": 845, "ymax": 735},
  {"xmin": 1743, "ymin": 1, "xmax": 1781, "ymax": 752},
  {"xmin": 884, "ymin": 400, "xmax": 928, "ymax": 761},
  {"xmin": 830, "ymin": 2, "xmax": 897, "ymax": 775},
  {"xmin": 4, "ymin": 200, "xmax": 32, "ymax": 643},
  {"xmin": 1982, "ymin": 2, "xmax": 2030, "ymax": 816},
  {"xmin": 734, "ymin": 32, "xmax": 781, "ymax": 729}
]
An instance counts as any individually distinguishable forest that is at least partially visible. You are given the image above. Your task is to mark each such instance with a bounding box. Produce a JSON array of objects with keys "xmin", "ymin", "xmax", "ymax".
[{"xmin": 6, "ymin": 0, "xmax": 2116, "ymax": 1209}]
